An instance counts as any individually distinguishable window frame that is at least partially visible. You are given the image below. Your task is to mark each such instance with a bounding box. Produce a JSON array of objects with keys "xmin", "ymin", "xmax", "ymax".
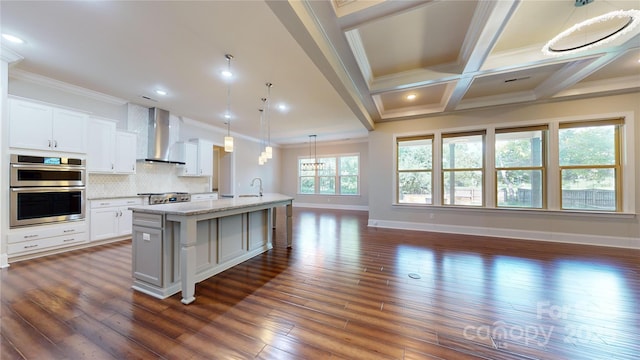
[
  {"xmin": 558, "ymin": 118, "xmax": 623, "ymax": 212},
  {"xmin": 396, "ymin": 135, "xmax": 434, "ymax": 205},
  {"xmin": 494, "ymin": 125, "xmax": 548, "ymax": 209},
  {"xmin": 441, "ymin": 130, "xmax": 486, "ymax": 207},
  {"xmin": 297, "ymin": 153, "xmax": 360, "ymax": 195}
]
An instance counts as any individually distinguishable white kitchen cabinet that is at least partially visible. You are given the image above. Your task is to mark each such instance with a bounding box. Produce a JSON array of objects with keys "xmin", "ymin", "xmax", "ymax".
[
  {"xmin": 197, "ymin": 139, "xmax": 214, "ymax": 176},
  {"xmin": 115, "ymin": 131, "xmax": 137, "ymax": 174},
  {"xmin": 9, "ymin": 98, "xmax": 87, "ymax": 153},
  {"xmin": 87, "ymin": 118, "xmax": 116, "ymax": 172},
  {"xmin": 87, "ymin": 117, "xmax": 137, "ymax": 174},
  {"xmin": 180, "ymin": 142, "xmax": 199, "ymax": 176},
  {"xmin": 7, "ymin": 221, "xmax": 88, "ymax": 257},
  {"xmin": 178, "ymin": 139, "xmax": 213, "ymax": 177},
  {"xmin": 90, "ymin": 197, "xmax": 142, "ymax": 241}
]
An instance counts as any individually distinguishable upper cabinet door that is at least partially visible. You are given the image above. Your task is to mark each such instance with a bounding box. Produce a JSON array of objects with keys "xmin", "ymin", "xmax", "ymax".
[
  {"xmin": 87, "ymin": 118, "xmax": 116, "ymax": 173},
  {"xmin": 52, "ymin": 108, "xmax": 88, "ymax": 153},
  {"xmin": 114, "ymin": 131, "xmax": 137, "ymax": 174},
  {"xmin": 9, "ymin": 98, "xmax": 88, "ymax": 153},
  {"xmin": 197, "ymin": 139, "xmax": 214, "ymax": 176},
  {"xmin": 9, "ymin": 99, "xmax": 54, "ymax": 151}
]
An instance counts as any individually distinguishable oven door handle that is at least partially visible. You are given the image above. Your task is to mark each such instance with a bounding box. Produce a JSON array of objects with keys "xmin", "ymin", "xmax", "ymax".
[
  {"xmin": 11, "ymin": 186, "xmax": 86, "ymax": 192},
  {"xmin": 10, "ymin": 163, "xmax": 85, "ymax": 171}
]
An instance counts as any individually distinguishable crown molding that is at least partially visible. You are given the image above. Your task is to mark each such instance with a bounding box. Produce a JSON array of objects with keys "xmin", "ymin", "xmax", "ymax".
[
  {"xmin": 0, "ymin": 45, "xmax": 23, "ymax": 64},
  {"xmin": 9, "ymin": 68, "xmax": 127, "ymax": 105}
]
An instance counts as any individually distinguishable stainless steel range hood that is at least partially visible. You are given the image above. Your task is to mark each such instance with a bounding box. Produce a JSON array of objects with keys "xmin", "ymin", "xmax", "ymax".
[{"xmin": 143, "ymin": 108, "xmax": 185, "ymax": 165}]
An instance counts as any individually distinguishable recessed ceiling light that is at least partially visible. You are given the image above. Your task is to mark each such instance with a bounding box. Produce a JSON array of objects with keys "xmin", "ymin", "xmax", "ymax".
[
  {"xmin": 406, "ymin": 94, "xmax": 417, "ymax": 100},
  {"xmin": 2, "ymin": 34, "xmax": 24, "ymax": 44},
  {"xmin": 277, "ymin": 103, "xmax": 288, "ymax": 112},
  {"xmin": 155, "ymin": 89, "xmax": 167, "ymax": 96}
]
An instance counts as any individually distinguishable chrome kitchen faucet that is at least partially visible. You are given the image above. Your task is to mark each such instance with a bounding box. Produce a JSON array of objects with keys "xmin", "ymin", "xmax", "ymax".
[{"xmin": 250, "ymin": 177, "xmax": 263, "ymax": 197}]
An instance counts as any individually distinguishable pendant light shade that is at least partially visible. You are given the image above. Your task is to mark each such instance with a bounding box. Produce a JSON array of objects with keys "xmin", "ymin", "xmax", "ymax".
[
  {"xmin": 223, "ymin": 54, "xmax": 234, "ymax": 152},
  {"xmin": 224, "ymin": 133, "xmax": 234, "ymax": 152}
]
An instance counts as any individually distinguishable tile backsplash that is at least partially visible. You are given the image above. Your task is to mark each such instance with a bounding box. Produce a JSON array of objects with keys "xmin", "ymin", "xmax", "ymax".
[{"xmin": 87, "ymin": 162, "xmax": 210, "ymax": 198}]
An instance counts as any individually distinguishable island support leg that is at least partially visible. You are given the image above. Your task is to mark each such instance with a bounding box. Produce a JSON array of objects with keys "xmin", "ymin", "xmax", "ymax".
[
  {"xmin": 272, "ymin": 206, "xmax": 277, "ymax": 230},
  {"xmin": 180, "ymin": 217, "xmax": 197, "ymax": 304},
  {"xmin": 286, "ymin": 202, "xmax": 293, "ymax": 248}
]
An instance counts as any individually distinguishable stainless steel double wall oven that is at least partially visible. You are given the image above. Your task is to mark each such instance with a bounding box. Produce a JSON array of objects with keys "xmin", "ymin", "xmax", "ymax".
[{"xmin": 10, "ymin": 154, "xmax": 86, "ymax": 227}]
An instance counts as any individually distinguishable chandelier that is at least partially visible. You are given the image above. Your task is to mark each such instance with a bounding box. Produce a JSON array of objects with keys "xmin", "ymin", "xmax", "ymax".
[
  {"xmin": 302, "ymin": 135, "xmax": 324, "ymax": 171},
  {"xmin": 542, "ymin": 1, "xmax": 640, "ymax": 56}
]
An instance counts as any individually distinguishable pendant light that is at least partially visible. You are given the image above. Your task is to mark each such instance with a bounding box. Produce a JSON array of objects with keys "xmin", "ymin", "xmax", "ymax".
[
  {"xmin": 223, "ymin": 54, "xmax": 234, "ymax": 152},
  {"xmin": 258, "ymin": 103, "xmax": 266, "ymax": 165},
  {"xmin": 264, "ymin": 82, "xmax": 273, "ymax": 160},
  {"xmin": 302, "ymin": 135, "xmax": 324, "ymax": 171}
]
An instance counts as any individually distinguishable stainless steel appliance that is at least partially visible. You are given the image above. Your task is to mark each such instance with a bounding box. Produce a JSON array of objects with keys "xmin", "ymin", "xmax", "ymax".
[
  {"xmin": 10, "ymin": 154, "xmax": 86, "ymax": 227},
  {"xmin": 139, "ymin": 192, "xmax": 191, "ymax": 205}
]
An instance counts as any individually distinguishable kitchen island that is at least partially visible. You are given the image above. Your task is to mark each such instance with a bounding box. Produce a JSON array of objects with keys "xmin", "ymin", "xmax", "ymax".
[{"xmin": 129, "ymin": 193, "xmax": 293, "ymax": 304}]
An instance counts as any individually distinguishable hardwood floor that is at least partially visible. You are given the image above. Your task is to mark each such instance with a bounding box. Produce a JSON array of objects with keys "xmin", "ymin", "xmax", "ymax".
[{"xmin": 2, "ymin": 207, "xmax": 638, "ymax": 359}]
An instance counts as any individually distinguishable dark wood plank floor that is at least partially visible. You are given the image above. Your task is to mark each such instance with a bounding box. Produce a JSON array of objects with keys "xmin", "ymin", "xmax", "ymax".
[{"xmin": 2, "ymin": 208, "xmax": 638, "ymax": 359}]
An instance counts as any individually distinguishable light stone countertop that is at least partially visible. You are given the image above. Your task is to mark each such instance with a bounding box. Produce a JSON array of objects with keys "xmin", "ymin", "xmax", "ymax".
[
  {"xmin": 88, "ymin": 195, "xmax": 145, "ymax": 201},
  {"xmin": 128, "ymin": 193, "xmax": 293, "ymax": 216}
]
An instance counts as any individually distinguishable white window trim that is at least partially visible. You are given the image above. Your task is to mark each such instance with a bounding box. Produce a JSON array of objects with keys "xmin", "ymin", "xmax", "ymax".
[
  {"xmin": 297, "ymin": 152, "xmax": 361, "ymax": 196},
  {"xmin": 392, "ymin": 111, "xmax": 635, "ymax": 215}
]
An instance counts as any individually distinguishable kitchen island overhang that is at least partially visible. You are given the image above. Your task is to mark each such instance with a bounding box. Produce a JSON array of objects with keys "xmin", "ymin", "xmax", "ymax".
[{"xmin": 129, "ymin": 193, "xmax": 293, "ymax": 304}]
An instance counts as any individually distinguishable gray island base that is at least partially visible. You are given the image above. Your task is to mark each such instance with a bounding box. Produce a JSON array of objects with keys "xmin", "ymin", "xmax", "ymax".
[{"xmin": 129, "ymin": 193, "xmax": 293, "ymax": 304}]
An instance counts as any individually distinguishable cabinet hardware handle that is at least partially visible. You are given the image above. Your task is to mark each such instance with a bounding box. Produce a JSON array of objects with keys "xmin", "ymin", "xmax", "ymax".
[
  {"xmin": 54, "ymin": 140, "xmax": 58, "ymax": 148},
  {"xmin": 63, "ymin": 238, "xmax": 75, "ymax": 242},
  {"xmin": 48, "ymin": 140, "xmax": 52, "ymax": 148},
  {"xmin": 24, "ymin": 234, "xmax": 38, "ymax": 239},
  {"xmin": 63, "ymin": 229, "xmax": 75, "ymax": 233},
  {"xmin": 24, "ymin": 244, "xmax": 38, "ymax": 249},
  {"xmin": 111, "ymin": 164, "xmax": 114, "ymax": 170}
]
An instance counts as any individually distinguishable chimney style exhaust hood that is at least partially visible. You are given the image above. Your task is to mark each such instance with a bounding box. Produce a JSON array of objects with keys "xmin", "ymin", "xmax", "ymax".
[{"xmin": 143, "ymin": 107, "xmax": 185, "ymax": 165}]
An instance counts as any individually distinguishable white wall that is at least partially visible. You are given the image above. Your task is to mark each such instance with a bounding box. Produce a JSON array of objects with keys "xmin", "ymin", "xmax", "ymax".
[{"xmin": 367, "ymin": 92, "xmax": 640, "ymax": 248}]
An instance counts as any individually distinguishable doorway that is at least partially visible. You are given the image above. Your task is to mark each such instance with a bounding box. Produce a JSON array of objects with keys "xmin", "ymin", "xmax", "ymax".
[{"xmin": 214, "ymin": 145, "xmax": 234, "ymax": 196}]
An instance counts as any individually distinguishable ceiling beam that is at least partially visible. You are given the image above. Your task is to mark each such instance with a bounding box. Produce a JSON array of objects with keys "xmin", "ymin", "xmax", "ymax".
[
  {"xmin": 267, "ymin": 0, "xmax": 376, "ymax": 130},
  {"xmin": 444, "ymin": 0, "xmax": 521, "ymax": 112}
]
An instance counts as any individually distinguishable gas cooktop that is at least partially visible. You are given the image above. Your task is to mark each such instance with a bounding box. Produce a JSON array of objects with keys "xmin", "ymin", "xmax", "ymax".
[{"xmin": 138, "ymin": 192, "xmax": 191, "ymax": 205}]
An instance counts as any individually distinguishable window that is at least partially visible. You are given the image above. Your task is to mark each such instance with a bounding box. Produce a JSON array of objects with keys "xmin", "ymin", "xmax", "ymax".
[
  {"xmin": 298, "ymin": 154, "xmax": 359, "ymax": 195},
  {"xmin": 397, "ymin": 136, "xmax": 433, "ymax": 204},
  {"xmin": 495, "ymin": 126, "xmax": 547, "ymax": 208},
  {"xmin": 442, "ymin": 131, "xmax": 485, "ymax": 206},
  {"xmin": 559, "ymin": 119, "xmax": 623, "ymax": 211}
]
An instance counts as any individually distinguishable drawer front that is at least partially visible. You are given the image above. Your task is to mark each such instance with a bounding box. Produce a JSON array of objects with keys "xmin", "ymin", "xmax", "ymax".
[
  {"xmin": 8, "ymin": 222, "xmax": 87, "ymax": 244},
  {"xmin": 8, "ymin": 232, "xmax": 88, "ymax": 255},
  {"xmin": 91, "ymin": 197, "xmax": 143, "ymax": 209},
  {"xmin": 133, "ymin": 213, "xmax": 163, "ymax": 229}
]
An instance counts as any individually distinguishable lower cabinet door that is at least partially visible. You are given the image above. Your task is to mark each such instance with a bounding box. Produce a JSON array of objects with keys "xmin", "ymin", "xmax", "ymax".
[
  {"xmin": 132, "ymin": 226, "xmax": 163, "ymax": 287},
  {"xmin": 90, "ymin": 208, "xmax": 118, "ymax": 241}
]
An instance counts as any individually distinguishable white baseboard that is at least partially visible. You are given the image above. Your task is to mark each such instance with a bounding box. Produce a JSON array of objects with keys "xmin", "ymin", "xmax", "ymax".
[
  {"xmin": 293, "ymin": 202, "xmax": 369, "ymax": 211},
  {"xmin": 367, "ymin": 218, "xmax": 639, "ymax": 249}
]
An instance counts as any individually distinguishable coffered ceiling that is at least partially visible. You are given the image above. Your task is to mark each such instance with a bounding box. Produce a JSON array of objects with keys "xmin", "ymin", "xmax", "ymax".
[{"xmin": 2, "ymin": 1, "xmax": 639, "ymax": 145}]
